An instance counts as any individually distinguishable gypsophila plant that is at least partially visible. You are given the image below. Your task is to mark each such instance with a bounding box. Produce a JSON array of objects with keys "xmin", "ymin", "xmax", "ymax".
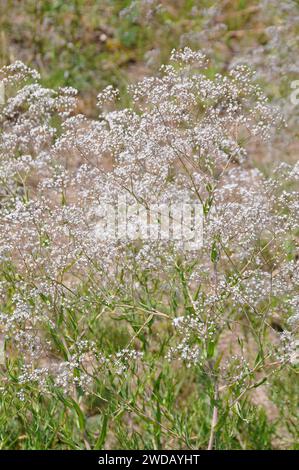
[{"xmin": 0, "ymin": 48, "xmax": 298, "ymax": 450}]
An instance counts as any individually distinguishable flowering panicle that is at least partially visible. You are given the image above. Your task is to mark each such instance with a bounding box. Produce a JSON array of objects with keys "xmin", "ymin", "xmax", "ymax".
[{"xmin": 0, "ymin": 50, "xmax": 297, "ymax": 398}]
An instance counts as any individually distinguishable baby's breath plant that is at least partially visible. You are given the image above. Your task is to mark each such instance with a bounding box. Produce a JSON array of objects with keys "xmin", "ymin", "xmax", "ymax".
[{"xmin": 0, "ymin": 48, "xmax": 298, "ymax": 450}]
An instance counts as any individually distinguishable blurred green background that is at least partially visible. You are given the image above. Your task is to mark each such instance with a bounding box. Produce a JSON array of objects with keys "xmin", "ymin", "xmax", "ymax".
[{"xmin": 0, "ymin": 0, "xmax": 265, "ymax": 114}]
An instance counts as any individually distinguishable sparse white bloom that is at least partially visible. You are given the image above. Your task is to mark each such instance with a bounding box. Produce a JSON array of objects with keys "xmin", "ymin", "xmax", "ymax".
[{"xmin": 0, "ymin": 53, "xmax": 297, "ymax": 397}]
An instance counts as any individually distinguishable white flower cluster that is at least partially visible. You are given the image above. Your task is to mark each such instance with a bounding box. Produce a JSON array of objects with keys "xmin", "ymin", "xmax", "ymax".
[{"xmin": 0, "ymin": 50, "xmax": 297, "ymax": 395}]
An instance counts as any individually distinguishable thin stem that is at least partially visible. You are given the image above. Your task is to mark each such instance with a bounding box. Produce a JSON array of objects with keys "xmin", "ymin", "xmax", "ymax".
[{"xmin": 208, "ymin": 382, "xmax": 219, "ymax": 450}]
